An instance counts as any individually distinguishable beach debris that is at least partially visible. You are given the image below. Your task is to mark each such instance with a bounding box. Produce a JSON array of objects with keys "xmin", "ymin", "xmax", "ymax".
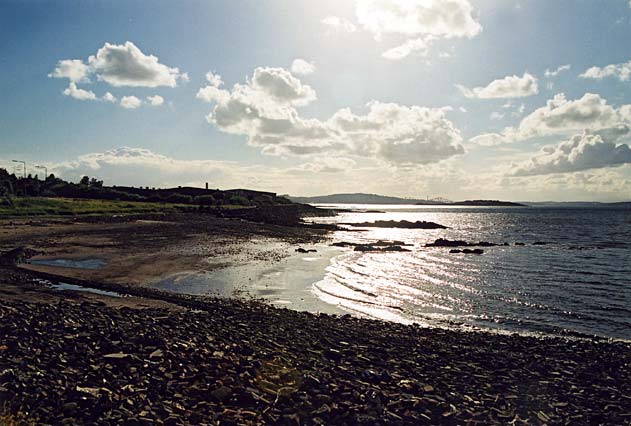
[
  {"xmin": 149, "ymin": 349, "xmax": 163, "ymax": 359},
  {"xmin": 103, "ymin": 352, "xmax": 130, "ymax": 359}
]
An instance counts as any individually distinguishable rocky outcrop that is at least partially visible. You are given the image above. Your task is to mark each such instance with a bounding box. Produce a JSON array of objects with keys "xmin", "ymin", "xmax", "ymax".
[
  {"xmin": 449, "ymin": 248, "xmax": 484, "ymax": 255},
  {"xmin": 426, "ymin": 238, "xmax": 491, "ymax": 248},
  {"xmin": 343, "ymin": 220, "xmax": 447, "ymax": 229},
  {"xmin": 354, "ymin": 244, "xmax": 411, "ymax": 253},
  {"xmin": 222, "ymin": 204, "xmax": 336, "ymax": 226},
  {"xmin": 332, "ymin": 240, "xmax": 413, "ymax": 253}
]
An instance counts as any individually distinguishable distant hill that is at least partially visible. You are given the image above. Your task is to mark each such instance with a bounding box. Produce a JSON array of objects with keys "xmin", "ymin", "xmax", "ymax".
[
  {"xmin": 288, "ymin": 193, "xmax": 525, "ymax": 206},
  {"xmin": 289, "ymin": 193, "xmax": 424, "ymax": 205}
]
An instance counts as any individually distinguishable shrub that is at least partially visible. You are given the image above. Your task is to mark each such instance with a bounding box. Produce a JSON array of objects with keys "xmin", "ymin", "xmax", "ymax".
[
  {"xmin": 195, "ymin": 195, "xmax": 216, "ymax": 206},
  {"xmin": 165, "ymin": 193, "xmax": 193, "ymax": 204},
  {"xmin": 0, "ymin": 196, "xmax": 14, "ymax": 207}
]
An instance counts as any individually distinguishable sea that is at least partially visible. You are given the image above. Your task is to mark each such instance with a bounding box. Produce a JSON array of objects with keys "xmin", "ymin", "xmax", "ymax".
[{"xmin": 306, "ymin": 204, "xmax": 631, "ymax": 341}]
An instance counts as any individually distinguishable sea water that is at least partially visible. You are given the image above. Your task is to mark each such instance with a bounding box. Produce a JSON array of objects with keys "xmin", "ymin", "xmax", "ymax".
[{"xmin": 308, "ymin": 205, "xmax": 631, "ymax": 340}]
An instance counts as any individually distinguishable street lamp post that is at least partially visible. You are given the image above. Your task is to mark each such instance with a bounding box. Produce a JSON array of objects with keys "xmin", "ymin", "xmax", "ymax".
[
  {"xmin": 11, "ymin": 160, "xmax": 27, "ymax": 196},
  {"xmin": 12, "ymin": 160, "xmax": 26, "ymax": 178},
  {"xmin": 35, "ymin": 165, "xmax": 47, "ymax": 180}
]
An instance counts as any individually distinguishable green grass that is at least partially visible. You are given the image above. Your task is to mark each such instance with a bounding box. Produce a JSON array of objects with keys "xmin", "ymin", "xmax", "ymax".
[{"xmin": 0, "ymin": 197, "xmax": 187, "ymax": 218}]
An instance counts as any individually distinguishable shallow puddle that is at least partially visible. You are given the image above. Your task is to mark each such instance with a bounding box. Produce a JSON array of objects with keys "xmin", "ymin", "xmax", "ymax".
[
  {"xmin": 51, "ymin": 282, "xmax": 124, "ymax": 298},
  {"xmin": 30, "ymin": 258, "xmax": 107, "ymax": 270}
]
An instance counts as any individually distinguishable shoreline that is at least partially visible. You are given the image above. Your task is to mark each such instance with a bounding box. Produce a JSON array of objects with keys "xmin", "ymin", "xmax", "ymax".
[
  {"xmin": 1, "ymin": 212, "xmax": 630, "ymax": 424},
  {"xmin": 4, "ymin": 211, "xmax": 629, "ymax": 341},
  {"xmin": 2, "ymin": 264, "xmax": 630, "ymax": 425}
]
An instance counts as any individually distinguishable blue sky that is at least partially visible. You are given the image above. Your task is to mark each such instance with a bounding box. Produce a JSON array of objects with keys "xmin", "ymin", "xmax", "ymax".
[{"xmin": 1, "ymin": 0, "xmax": 631, "ymax": 201}]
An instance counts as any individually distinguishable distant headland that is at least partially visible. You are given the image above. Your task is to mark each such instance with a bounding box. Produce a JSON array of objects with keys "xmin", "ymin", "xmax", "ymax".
[{"xmin": 288, "ymin": 193, "xmax": 526, "ymax": 207}]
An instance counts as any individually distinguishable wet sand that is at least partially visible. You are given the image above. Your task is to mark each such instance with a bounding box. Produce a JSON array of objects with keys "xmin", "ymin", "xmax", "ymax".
[{"xmin": 2, "ymin": 212, "xmax": 326, "ymax": 287}]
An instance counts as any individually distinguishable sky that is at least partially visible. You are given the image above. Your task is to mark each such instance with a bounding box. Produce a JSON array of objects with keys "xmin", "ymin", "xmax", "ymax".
[{"xmin": 1, "ymin": 0, "xmax": 631, "ymax": 202}]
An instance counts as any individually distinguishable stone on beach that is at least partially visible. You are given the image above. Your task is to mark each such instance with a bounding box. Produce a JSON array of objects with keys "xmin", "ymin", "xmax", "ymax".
[{"xmin": 1, "ymin": 292, "xmax": 630, "ymax": 426}]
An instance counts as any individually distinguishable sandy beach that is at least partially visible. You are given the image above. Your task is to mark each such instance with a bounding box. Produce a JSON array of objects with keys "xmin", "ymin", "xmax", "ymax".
[{"xmin": 1, "ymin": 211, "xmax": 327, "ymax": 286}]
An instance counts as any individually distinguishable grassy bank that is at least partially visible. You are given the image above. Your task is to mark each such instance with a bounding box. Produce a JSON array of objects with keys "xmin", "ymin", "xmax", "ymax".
[{"xmin": 0, "ymin": 197, "xmax": 185, "ymax": 217}]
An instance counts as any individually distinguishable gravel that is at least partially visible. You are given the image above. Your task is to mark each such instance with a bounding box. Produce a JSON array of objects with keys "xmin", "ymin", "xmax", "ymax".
[{"xmin": 1, "ymin": 293, "xmax": 630, "ymax": 425}]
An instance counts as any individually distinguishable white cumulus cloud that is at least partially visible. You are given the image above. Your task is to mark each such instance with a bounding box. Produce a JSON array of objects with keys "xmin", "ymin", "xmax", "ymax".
[
  {"xmin": 53, "ymin": 147, "xmax": 238, "ymax": 188},
  {"xmin": 146, "ymin": 95, "xmax": 164, "ymax": 106},
  {"xmin": 517, "ymin": 93, "xmax": 621, "ymax": 138},
  {"xmin": 120, "ymin": 95, "xmax": 142, "ymax": 109},
  {"xmin": 511, "ymin": 125, "xmax": 631, "ymax": 176},
  {"xmin": 87, "ymin": 41, "xmax": 185, "ymax": 88},
  {"xmin": 197, "ymin": 66, "xmax": 465, "ymax": 166},
  {"xmin": 329, "ymin": 102, "xmax": 465, "ymax": 165},
  {"xmin": 356, "ymin": 0, "xmax": 481, "ymax": 60},
  {"xmin": 456, "ymin": 73, "xmax": 539, "ymax": 99},
  {"xmin": 580, "ymin": 59, "xmax": 631, "ymax": 82},
  {"xmin": 63, "ymin": 83, "xmax": 97, "ymax": 101},
  {"xmin": 251, "ymin": 67, "xmax": 317, "ymax": 105},
  {"xmin": 205, "ymin": 71, "xmax": 223, "ymax": 87},
  {"xmin": 293, "ymin": 157, "xmax": 357, "ymax": 173},
  {"xmin": 290, "ymin": 59, "xmax": 316, "ymax": 75},
  {"xmin": 102, "ymin": 92, "xmax": 117, "ymax": 103},
  {"xmin": 544, "ymin": 64, "xmax": 571, "ymax": 78},
  {"xmin": 50, "ymin": 41, "xmax": 185, "ymax": 105},
  {"xmin": 471, "ymin": 93, "xmax": 629, "ymax": 146},
  {"xmin": 47, "ymin": 147, "xmax": 363, "ymax": 193},
  {"xmin": 356, "ymin": 0, "xmax": 481, "ymax": 39},
  {"xmin": 382, "ymin": 37, "xmax": 434, "ymax": 60},
  {"xmin": 49, "ymin": 59, "xmax": 90, "ymax": 83}
]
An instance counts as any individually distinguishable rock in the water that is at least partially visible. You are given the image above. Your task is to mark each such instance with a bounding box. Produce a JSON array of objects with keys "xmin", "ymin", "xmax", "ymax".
[
  {"xmin": 450, "ymin": 248, "xmax": 484, "ymax": 255},
  {"xmin": 295, "ymin": 248, "xmax": 316, "ymax": 253},
  {"xmin": 463, "ymin": 248, "xmax": 484, "ymax": 255},
  {"xmin": 426, "ymin": 238, "xmax": 498, "ymax": 248},
  {"xmin": 354, "ymin": 244, "xmax": 410, "ymax": 253},
  {"xmin": 342, "ymin": 220, "xmax": 447, "ymax": 229},
  {"xmin": 381, "ymin": 245, "xmax": 411, "ymax": 252}
]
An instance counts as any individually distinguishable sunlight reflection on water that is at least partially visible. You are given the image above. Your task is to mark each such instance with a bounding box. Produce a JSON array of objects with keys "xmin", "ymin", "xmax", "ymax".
[{"xmin": 309, "ymin": 204, "xmax": 631, "ymax": 340}]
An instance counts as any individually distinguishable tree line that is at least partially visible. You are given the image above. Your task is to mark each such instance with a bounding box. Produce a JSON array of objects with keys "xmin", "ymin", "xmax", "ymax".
[{"xmin": 0, "ymin": 168, "xmax": 289, "ymax": 208}]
